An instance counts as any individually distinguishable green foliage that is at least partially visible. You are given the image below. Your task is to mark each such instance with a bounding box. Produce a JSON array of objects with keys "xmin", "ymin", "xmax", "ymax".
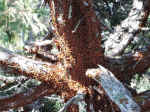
[
  {"xmin": 131, "ymin": 73, "xmax": 150, "ymax": 93},
  {"xmin": 39, "ymin": 98, "xmax": 64, "ymax": 112},
  {"xmin": 0, "ymin": 0, "xmax": 49, "ymax": 50}
]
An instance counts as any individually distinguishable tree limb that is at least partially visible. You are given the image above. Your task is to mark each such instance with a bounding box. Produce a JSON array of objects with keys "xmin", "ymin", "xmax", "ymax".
[
  {"xmin": 104, "ymin": 47, "xmax": 150, "ymax": 82},
  {"xmin": 86, "ymin": 65, "xmax": 141, "ymax": 112},
  {"xmin": 105, "ymin": 0, "xmax": 150, "ymax": 57},
  {"xmin": 24, "ymin": 39, "xmax": 58, "ymax": 62},
  {"xmin": 0, "ymin": 46, "xmax": 60, "ymax": 82},
  {"xmin": 24, "ymin": 39, "xmax": 53, "ymax": 53},
  {"xmin": 0, "ymin": 83, "xmax": 53, "ymax": 111},
  {"xmin": 0, "ymin": 46, "xmax": 87, "ymax": 101},
  {"xmin": 0, "ymin": 75, "xmax": 27, "ymax": 84}
]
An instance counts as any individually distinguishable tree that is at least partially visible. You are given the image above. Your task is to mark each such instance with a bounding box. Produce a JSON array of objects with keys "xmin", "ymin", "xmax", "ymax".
[{"xmin": 0, "ymin": 0, "xmax": 150, "ymax": 111}]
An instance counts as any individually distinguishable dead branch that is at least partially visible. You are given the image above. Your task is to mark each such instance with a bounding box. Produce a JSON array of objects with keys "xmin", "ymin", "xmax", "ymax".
[
  {"xmin": 0, "ymin": 75, "xmax": 27, "ymax": 84},
  {"xmin": 24, "ymin": 39, "xmax": 58, "ymax": 62},
  {"xmin": 86, "ymin": 65, "xmax": 141, "ymax": 112},
  {"xmin": 0, "ymin": 46, "xmax": 61, "ymax": 82},
  {"xmin": 44, "ymin": 95, "xmax": 64, "ymax": 103},
  {"xmin": 105, "ymin": 0, "xmax": 150, "ymax": 57},
  {"xmin": 0, "ymin": 46, "xmax": 87, "ymax": 101},
  {"xmin": 25, "ymin": 40, "xmax": 54, "ymax": 48},
  {"xmin": 104, "ymin": 47, "xmax": 150, "ymax": 82},
  {"xmin": 0, "ymin": 83, "xmax": 53, "ymax": 111},
  {"xmin": 41, "ymin": 31, "xmax": 54, "ymax": 41},
  {"xmin": 31, "ymin": 50, "xmax": 58, "ymax": 62},
  {"xmin": 0, "ymin": 78, "xmax": 29, "ymax": 95},
  {"xmin": 24, "ymin": 40, "xmax": 53, "ymax": 54}
]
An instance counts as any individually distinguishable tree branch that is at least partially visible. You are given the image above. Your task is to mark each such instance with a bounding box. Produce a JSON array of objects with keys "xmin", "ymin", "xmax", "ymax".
[
  {"xmin": 86, "ymin": 65, "xmax": 141, "ymax": 112},
  {"xmin": 24, "ymin": 39, "xmax": 58, "ymax": 62},
  {"xmin": 105, "ymin": 0, "xmax": 150, "ymax": 57},
  {"xmin": 25, "ymin": 40, "xmax": 53, "ymax": 48},
  {"xmin": 0, "ymin": 75, "xmax": 27, "ymax": 84},
  {"xmin": 0, "ymin": 46, "xmax": 60, "ymax": 82},
  {"xmin": 0, "ymin": 46, "xmax": 87, "ymax": 101},
  {"xmin": 105, "ymin": 47, "xmax": 150, "ymax": 81},
  {"xmin": 0, "ymin": 83, "xmax": 53, "ymax": 111}
]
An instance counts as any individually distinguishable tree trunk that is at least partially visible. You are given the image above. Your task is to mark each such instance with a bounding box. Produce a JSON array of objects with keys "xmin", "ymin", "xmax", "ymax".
[
  {"xmin": 48, "ymin": 0, "xmax": 104, "ymax": 86},
  {"xmin": 0, "ymin": 0, "xmax": 150, "ymax": 111}
]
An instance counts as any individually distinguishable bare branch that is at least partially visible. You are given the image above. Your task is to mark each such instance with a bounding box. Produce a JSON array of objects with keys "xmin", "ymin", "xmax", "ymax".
[
  {"xmin": 24, "ymin": 39, "xmax": 58, "ymax": 62},
  {"xmin": 86, "ymin": 65, "xmax": 141, "ymax": 112},
  {"xmin": 29, "ymin": 50, "xmax": 58, "ymax": 63},
  {"xmin": 25, "ymin": 40, "xmax": 54, "ymax": 48},
  {"xmin": 24, "ymin": 39, "xmax": 53, "ymax": 53},
  {"xmin": 24, "ymin": 40, "xmax": 53, "ymax": 53},
  {"xmin": 0, "ymin": 46, "xmax": 87, "ymax": 101},
  {"xmin": 0, "ymin": 46, "xmax": 61, "ymax": 82},
  {"xmin": 0, "ymin": 83, "xmax": 53, "ymax": 111},
  {"xmin": 105, "ymin": 47, "xmax": 150, "ymax": 81},
  {"xmin": 105, "ymin": 0, "xmax": 150, "ymax": 57},
  {"xmin": 0, "ymin": 75, "xmax": 27, "ymax": 84},
  {"xmin": 44, "ymin": 95, "xmax": 64, "ymax": 103},
  {"xmin": 77, "ymin": 100, "xmax": 87, "ymax": 112}
]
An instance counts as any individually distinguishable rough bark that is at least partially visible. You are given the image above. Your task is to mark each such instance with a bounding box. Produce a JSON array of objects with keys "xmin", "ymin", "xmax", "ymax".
[
  {"xmin": 0, "ymin": 83, "xmax": 53, "ymax": 111},
  {"xmin": 105, "ymin": 0, "xmax": 150, "ymax": 57},
  {"xmin": 1, "ymin": 44, "xmax": 150, "ymax": 111},
  {"xmin": 0, "ymin": 46, "xmax": 87, "ymax": 100},
  {"xmin": 0, "ymin": 0, "xmax": 150, "ymax": 111},
  {"xmin": 105, "ymin": 47, "xmax": 150, "ymax": 82},
  {"xmin": 86, "ymin": 66, "xmax": 141, "ymax": 112},
  {"xmin": 0, "ymin": 46, "xmax": 113, "ymax": 112},
  {"xmin": 48, "ymin": 0, "xmax": 104, "ymax": 86}
]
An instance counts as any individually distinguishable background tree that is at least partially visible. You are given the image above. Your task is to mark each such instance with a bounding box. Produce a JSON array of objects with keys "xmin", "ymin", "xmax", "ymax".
[{"xmin": 0, "ymin": 0, "xmax": 150, "ymax": 112}]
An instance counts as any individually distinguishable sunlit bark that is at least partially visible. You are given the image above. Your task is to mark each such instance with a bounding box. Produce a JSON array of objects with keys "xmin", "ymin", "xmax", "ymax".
[
  {"xmin": 105, "ymin": 0, "xmax": 150, "ymax": 57},
  {"xmin": 0, "ymin": 0, "xmax": 150, "ymax": 111},
  {"xmin": 0, "ymin": 46, "xmax": 87, "ymax": 99},
  {"xmin": 48, "ymin": 0, "xmax": 103, "ymax": 86},
  {"xmin": 86, "ymin": 66, "xmax": 141, "ymax": 112}
]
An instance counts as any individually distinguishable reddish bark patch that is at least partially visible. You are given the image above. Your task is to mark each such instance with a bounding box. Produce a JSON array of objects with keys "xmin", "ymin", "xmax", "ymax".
[{"xmin": 49, "ymin": 0, "xmax": 103, "ymax": 86}]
